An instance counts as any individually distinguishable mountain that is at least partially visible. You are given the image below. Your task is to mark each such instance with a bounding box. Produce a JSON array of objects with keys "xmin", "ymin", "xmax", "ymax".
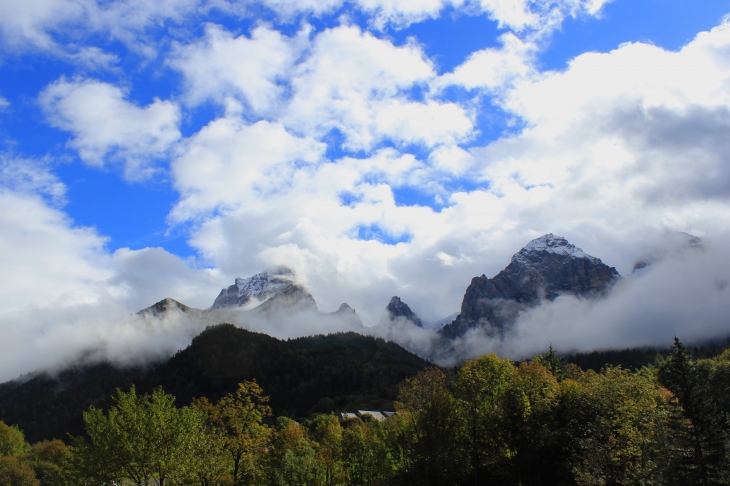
[
  {"xmin": 440, "ymin": 234, "xmax": 620, "ymax": 339},
  {"xmin": 210, "ymin": 270, "xmax": 312, "ymax": 310},
  {"xmin": 428, "ymin": 313, "xmax": 459, "ymax": 331},
  {"xmin": 208, "ymin": 270, "xmax": 363, "ymax": 331},
  {"xmin": 0, "ymin": 325, "xmax": 429, "ymax": 443},
  {"xmin": 384, "ymin": 296, "xmax": 423, "ymax": 327},
  {"xmin": 137, "ymin": 297, "xmax": 192, "ymax": 317}
]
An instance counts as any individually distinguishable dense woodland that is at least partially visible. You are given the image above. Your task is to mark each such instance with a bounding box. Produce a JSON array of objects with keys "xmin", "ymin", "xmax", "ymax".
[
  {"xmin": 0, "ymin": 326, "xmax": 429, "ymax": 443},
  {"xmin": 2, "ymin": 337, "xmax": 730, "ymax": 485}
]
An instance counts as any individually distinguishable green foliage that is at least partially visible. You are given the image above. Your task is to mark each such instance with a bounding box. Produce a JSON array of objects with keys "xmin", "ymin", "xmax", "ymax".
[
  {"xmin": 194, "ymin": 381, "xmax": 272, "ymax": 485},
  {"xmin": 7, "ymin": 335, "xmax": 730, "ymax": 485},
  {"xmin": 0, "ymin": 456, "xmax": 39, "ymax": 486},
  {"xmin": 0, "ymin": 422, "xmax": 29, "ymax": 457},
  {"xmin": 269, "ymin": 418, "xmax": 317, "ymax": 486},
  {"xmin": 0, "ymin": 364, "xmax": 146, "ymax": 443},
  {"xmin": 308, "ymin": 414, "xmax": 344, "ymax": 486},
  {"xmin": 69, "ymin": 386, "xmax": 207, "ymax": 486},
  {"xmin": 26, "ymin": 440, "xmax": 71, "ymax": 486},
  {"xmin": 454, "ymin": 353, "xmax": 513, "ymax": 483},
  {"xmin": 659, "ymin": 338, "xmax": 730, "ymax": 485},
  {"xmin": 341, "ymin": 419, "xmax": 390, "ymax": 486},
  {"xmin": 571, "ymin": 367, "xmax": 671, "ymax": 485},
  {"xmin": 395, "ymin": 367, "xmax": 467, "ymax": 485},
  {"xmin": 0, "ymin": 326, "xmax": 429, "ymax": 444}
]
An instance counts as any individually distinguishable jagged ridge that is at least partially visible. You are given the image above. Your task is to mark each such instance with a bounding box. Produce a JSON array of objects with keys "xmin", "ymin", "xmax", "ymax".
[{"xmin": 440, "ymin": 234, "xmax": 620, "ymax": 339}]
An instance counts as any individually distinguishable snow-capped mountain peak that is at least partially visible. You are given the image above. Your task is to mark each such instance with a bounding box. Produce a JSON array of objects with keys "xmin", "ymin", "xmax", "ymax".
[
  {"xmin": 512, "ymin": 234, "xmax": 599, "ymax": 265},
  {"xmin": 210, "ymin": 270, "xmax": 298, "ymax": 310},
  {"xmin": 234, "ymin": 272, "xmax": 290, "ymax": 299}
]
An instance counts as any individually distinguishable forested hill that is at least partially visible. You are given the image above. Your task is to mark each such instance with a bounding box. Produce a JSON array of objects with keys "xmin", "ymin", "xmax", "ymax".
[
  {"xmin": 0, "ymin": 324, "xmax": 429, "ymax": 443},
  {"xmin": 565, "ymin": 337, "xmax": 730, "ymax": 372},
  {"xmin": 136, "ymin": 324, "xmax": 429, "ymax": 415}
]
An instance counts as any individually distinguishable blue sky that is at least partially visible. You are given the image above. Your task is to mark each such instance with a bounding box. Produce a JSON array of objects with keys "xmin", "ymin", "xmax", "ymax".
[
  {"xmin": 3, "ymin": 0, "xmax": 728, "ymax": 259},
  {"xmin": 3, "ymin": 0, "xmax": 730, "ymax": 378}
]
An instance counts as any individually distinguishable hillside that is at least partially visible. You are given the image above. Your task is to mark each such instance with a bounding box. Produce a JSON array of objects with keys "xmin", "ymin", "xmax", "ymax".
[{"xmin": 0, "ymin": 325, "xmax": 429, "ymax": 443}]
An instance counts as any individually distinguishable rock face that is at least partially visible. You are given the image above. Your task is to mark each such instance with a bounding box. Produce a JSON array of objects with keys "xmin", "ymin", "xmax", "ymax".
[
  {"xmin": 209, "ymin": 270, "xmax": 362, "ymax": 328},
  {"xmin": 137, "ymin": 298, "xmax": 191, "ymax": 318},
  {"xmin": 329, "ymin": 303, "xmax": 364, "ymax": 327},
  {"xmin": 440, "ymin": 234, "xmax": 620, "ymax": 339},
  {"xmin": 385, "ymin": 296, "xmax": 423, "ymax": 327},
  {"xmin": 210, "ymin": 270, "xmax": 311, "ymax": 310}
]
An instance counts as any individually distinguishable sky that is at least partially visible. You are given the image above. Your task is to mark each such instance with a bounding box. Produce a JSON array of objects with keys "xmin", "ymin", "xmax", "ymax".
[{"xmin": 2, "ymin": 0, "xmax": 730, "ymax": 379}]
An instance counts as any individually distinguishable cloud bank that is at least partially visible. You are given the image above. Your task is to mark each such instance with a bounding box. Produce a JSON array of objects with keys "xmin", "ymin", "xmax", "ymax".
[{"xmin": 2, "ymin": 0, "xmax": 730, "ymax": 380}]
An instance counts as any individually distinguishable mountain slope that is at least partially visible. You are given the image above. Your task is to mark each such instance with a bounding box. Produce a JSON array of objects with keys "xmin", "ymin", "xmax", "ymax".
[
  {"xmin": 137, "ymin": 324, "xmax": 428, "ymax": 416},
  {"xmin": 210, "ymin": 270, "xmax": 310, "ymax": 310},
  {"xmin": 441, "ymin": 234, "xmax": 620, "ymax": 339},
  {"xmin": 384, "ymin": 296, "xmax": 423, "ymax": 327},
  {"xmin": 0, "ymin": 325, "xmax": 428, "ymax": 443}
]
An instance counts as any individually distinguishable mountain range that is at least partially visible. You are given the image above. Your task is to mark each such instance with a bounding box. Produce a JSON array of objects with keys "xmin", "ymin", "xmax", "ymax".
[{"xmin": 0, "ymin": 232, "xmax": 713, "ymax": 443}]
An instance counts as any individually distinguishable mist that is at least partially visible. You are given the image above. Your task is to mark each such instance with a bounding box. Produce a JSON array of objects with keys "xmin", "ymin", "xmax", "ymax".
[
  {"xmin": 433, "ymin": 235, "xmax": 730, "ymax": 365},
  {"xmin": 3, "ymin": 234, "xmax": 730, "ymax": 383}
]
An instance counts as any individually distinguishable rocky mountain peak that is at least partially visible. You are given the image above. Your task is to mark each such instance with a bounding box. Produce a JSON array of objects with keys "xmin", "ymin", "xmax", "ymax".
[
  {"xmin": 512, "ymin": 234, "xmax": 600, "ymax": 266},
  {"xmin": 210, "ymin": 269, "xmax": 306, "ymax": 310},
  {"xmin": 440, "ymin": 234, "xmax": 619, "ymax": 339},
  {"xmin": 386, "ymin": 296, "xmax": 423, "ymax": 327},
  {"xmin": 138, "ymin": 298, "xmax": 191, "ymax": 318},
  {"xmin": 334, "ymin": 303, "xmax": 356, "ymax": 314}
]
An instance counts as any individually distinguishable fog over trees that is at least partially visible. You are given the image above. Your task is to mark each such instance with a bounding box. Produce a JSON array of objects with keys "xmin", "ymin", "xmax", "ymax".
[{"xmin": 2, "ymin": 338, "xmax": 729, "ymax": 485}]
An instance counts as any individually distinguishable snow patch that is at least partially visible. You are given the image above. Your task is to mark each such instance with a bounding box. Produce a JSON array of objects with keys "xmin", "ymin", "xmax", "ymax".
[{"xmin": 512, "ymin": 233, "xmax": 600, "ymax": 265}]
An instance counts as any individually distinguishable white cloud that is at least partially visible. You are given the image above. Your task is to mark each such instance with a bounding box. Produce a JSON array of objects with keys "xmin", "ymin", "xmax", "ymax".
[
  {"xmin": 39, "ymin": 78, "xmax": 181, "ymax": 180},
  {"xmin": 283, "ymin": 25, "xmax": 472, "ymax": 149},
  {"xmin": 170, "ymin": 117, "xmax": 325, "ymax": 220},
  {"xmin": 0, "ymin": 0, "xmax": 89, "ymax": 51},
  {"xmin": 169, "ymin": 24, "xmax": 300, "ymax": 113},
  {"xmin": 4, "ymin": 0, "xmax": 730, "ymax": 379},
  {"xmin": 476, "ymin": 0, "xmax": 613, "ymax": 34},
  {"xmin": 0, "ymin": 159, "xmax": 228, "ymax": 381},
  {"xmin": 0, "ymin": 156, "xmax": 66, "ymax": 204},
  {"xmin": 0, "ymin": 0, "xmax": 200, "ymax": 56},
  {"xmin": 435, "ymin": 32, "xmax": 536, "ymax": 93},
  {"xmin": 0, "ymin": 0, "xmax": 612, "ymax": 60},
  {"xmin": 160, "ymin": 17, "xmax": 730, "ymax": 337}
]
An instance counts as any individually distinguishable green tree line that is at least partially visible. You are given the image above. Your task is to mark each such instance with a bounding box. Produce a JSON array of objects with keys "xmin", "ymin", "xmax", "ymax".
[{"xmin": 2, "ymin": 338, "xmax": 729, "ymax": 485}]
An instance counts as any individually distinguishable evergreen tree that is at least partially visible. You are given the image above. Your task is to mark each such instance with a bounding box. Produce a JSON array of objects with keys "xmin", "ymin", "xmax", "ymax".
[{"xmin": 659, "ymin": 337, "xmax": 726, "ymax": 485}]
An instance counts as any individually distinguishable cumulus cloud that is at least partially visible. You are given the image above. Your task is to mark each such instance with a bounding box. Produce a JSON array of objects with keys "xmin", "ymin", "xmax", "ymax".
[
  {"xmin": 39, "ymin": 78, "xmax": 181, "ymax": 180},
  {"xmin": 170, "ymin": 118, "xmax": 325, "ymax": 219},
  {"xmin": 283, "ymin": 25, "xmax": 468, "ymax": 149},
  {"xmin": 434, "ymin": 32, "xmax": 536, "ymax": 93},
  {"xmin": 0, "ymin": 157, "xmax": 228, "ymax": 381},
  {"xmin": 3, "ymin": 0, "xmax": 730, "ymax": 381},
  {"xmin": 476, "ymin": 0, "xmax": 613, "ymax": 34},
  {"xmin": 0, "ymin": 155, "xmax": 66, "ymax": 204},
  {"xmin": 0, "ymin": 0, "xmax": 200, "ymax": 56},
  {"xmin": 0, "ymin": 0, "xmax": 611, "ymax": 58},
  {"xmin": 161, "ymin": 18, "xmax": 730, "ymax": 336},
  {"xmin": 0, "ymin": 0, "xmax": 89, "ymax": 51},
  {"xmin": 169, "ymin": 24, "xmax": 301, "ymax": 113}
]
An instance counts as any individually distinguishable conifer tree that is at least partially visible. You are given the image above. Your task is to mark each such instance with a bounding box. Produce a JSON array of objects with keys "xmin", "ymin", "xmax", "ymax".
[{"xmin": 659, "ymin": 337, "xmax": 725, "ymax": 485}]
